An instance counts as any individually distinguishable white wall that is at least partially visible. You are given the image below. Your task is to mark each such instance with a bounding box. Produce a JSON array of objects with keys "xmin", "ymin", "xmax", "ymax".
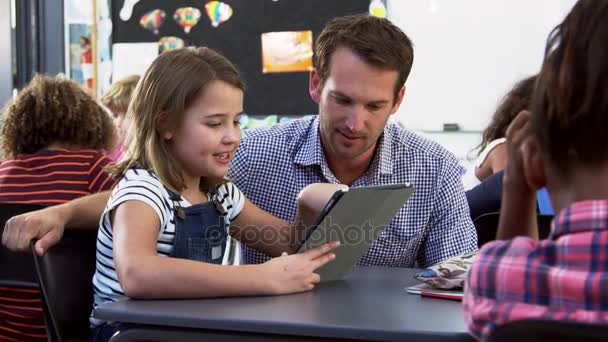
[{"xmin": 387, "ymin": 0, "xmax": 578, "ymax": 160}]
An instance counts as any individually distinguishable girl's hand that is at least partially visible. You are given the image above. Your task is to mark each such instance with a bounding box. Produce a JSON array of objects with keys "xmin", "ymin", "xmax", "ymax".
[
  {"xmin": 497, "ymin": 110, "xmax": 542, "ymax": 240},
  {"xmin": 261, "ymin": 241, "xmax": 340, "ymax": 295},
  {"xmin": 503, "ymin": 110, "xmax": 538, "ymax": 193}
]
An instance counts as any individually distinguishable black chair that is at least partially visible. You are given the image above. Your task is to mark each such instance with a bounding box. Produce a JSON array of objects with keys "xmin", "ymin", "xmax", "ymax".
[
  {"xmin": 32, "ymin": 227, "xmax": 98, "ymax": 342},
  {"xmin": 473, "ymin": 212, "xmax": 553, "ymax": 248},
  {"xmin": 0, "ymin": 202, "xmax": 46, "ymax": 288},
  {"xmin": 489, "ymin": 320, "xmax": 608, "ymax": 342}
]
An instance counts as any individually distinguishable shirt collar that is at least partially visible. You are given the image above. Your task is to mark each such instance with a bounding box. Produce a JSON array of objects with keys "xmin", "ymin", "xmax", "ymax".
[
  {"xmin": 293, "ymin": 116, "xmax": 394, "ymax": 177},
  {"xmin": 294, "ymin": 116, "xmax": 325, "ymax": 167},
  {"xmin": 550, "ymin": 199, "xmax": 608, "ymax": 239}
]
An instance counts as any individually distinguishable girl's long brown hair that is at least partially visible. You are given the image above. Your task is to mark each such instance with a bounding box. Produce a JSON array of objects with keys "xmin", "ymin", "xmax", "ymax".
[{"xmin": 108, "ymin": 47, "xmax": 244, "ymax": 192}]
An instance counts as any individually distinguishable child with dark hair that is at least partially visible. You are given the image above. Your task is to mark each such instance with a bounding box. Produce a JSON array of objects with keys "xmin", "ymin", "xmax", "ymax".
[
  {"xmin": 0, "ymin": 74, "xmax": 117, "ymax": 204},
  {"xmin": 463, "ymin": 75, "xmax": 537, "ymax": 190},
  {"xmin": 474, "ymin": 75, "xmax": 537, "ymax": 182},
  {"xmin": 0, "ymin": 74, "xmax": 117, "ymax": 341},
  {"xmin": 463, "ymin": 0, "xmax": 608, "ymax": 339}
]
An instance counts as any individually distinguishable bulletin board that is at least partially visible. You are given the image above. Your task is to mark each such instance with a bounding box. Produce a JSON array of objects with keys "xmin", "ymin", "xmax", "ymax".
[{"xmin": 111, "ymin": 0, "xmax": 372, "ymax": 116}]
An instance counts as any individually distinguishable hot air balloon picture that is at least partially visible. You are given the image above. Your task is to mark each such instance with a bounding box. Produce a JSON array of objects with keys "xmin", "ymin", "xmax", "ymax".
[
  {"xmin": 369, "ymin": 0, "xmax": 387, "ymax": 18},
  {"xmin": 205, "ymin": 1, "xmax": 233, "ymax": 28},
  {"xmin": 139, "ymin": 9, "xmax": 166, "ymax": 35},
  {"xmin": 158, "ymin": 36, "xmax": 185, "ymax": 53},
  {"xmin": 173, "ymin": 7, "xmax": 202, "ymax": 34},
  {"xmin": 261, "ymin": 31, "xmax": 314, "ymax": 74}
]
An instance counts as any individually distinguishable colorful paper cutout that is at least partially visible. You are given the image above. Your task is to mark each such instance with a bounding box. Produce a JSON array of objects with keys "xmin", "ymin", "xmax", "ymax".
[
  {"xmin": 139, "ymin": 9, "xmax": 165, "ymax": 34},
  {"xmin": 261, "ymin": 31, "xmax": 314, "ymax": 74},
  {"xmin": 369, "ymin": 0, "xmax": 387, "ymax": 18},
  {"xmin": 158, "ymin": 36, "xmax": 185, "ymax": 53},
  {"xmin": 173, "ymin": 7, "xmax": 202, "ymax": 34},
  {"xmin": 119, "ymin": 0, "xmax": 141, "ymax": 21},
  {"xmin": 205, "ymin": 1, "xmax": 233, "ymax": 28},
  {"xmin": 240, "ymin": 115, "xmax": 279, "ymax": 129}
]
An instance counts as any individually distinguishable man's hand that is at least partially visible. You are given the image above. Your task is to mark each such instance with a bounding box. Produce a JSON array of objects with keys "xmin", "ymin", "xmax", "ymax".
[{"xmin": 295, "ymin": 183, "xmax": 349, "ymax": 230}]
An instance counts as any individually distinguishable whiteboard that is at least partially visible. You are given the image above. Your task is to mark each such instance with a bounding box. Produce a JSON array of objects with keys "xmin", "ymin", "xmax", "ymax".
[{"xmin": 387, "ymin": 0, "xmax": 578, "ymax": 131}]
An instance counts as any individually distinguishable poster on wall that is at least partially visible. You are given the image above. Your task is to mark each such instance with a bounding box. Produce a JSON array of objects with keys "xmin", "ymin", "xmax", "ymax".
[
  {"xmin": 64, "ymin": 0, "xmax": 113, "ymax": 98},
  {"xmin": 112, "ymin": 43, "xmax": 158, "ymax": 81},
  {"xmin": 65, "ymin": 1, "xmax": 92, "ymax": 89},
  {"xmin": 261, "ymin": 31, "xmax": 313, "ymax": 74},
  {"xmin": 67, "ymin": 24, "xmax": 91, "ymax": 87},
  {"xmin": 97, "ymin": 0, "xmax": 114, "ymax": 98}
]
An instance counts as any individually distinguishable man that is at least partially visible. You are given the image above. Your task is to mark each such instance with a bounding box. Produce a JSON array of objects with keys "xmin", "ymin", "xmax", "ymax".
[
  {"xmin": 3, "ymin": 15, "xmax": 476, "ymax": 267},
  {"xmin": 231, "ymin": 15, "xmax": 476, "ymax": 267}
]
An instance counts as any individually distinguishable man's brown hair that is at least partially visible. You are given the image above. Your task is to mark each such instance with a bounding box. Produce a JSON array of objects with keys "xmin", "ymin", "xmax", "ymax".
[
  {"xmin": 0, "ymin": 74, "xmax": 115, "ymax": 158},
  {"xmin": 314, "ymin": 14, "xmax": 414, "ymax": 102},
  {"xmin": 531, "ymin": 0, "xmax": 608, "ymax": 172}
]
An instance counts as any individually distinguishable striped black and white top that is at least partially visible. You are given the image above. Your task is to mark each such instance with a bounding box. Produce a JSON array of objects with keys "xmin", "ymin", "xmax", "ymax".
[{"xmin": 91, "ymin": 168, "xmax": 244, "ymax": 312}]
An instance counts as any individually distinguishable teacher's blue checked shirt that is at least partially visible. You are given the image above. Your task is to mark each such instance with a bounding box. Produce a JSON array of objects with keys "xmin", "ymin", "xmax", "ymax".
[{"xmin": 228, "ymin": 116, "xmax": 477, "ymax": 267}]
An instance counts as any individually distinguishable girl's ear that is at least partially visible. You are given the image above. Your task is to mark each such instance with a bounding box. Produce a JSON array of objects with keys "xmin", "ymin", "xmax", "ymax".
[
  {"xmin": 156, "ymin": 112, "xmax": 174, "ymax": 140},
  {"xmin": 522, "ymin": 137, "xmax": 546, "ymax": 190}
]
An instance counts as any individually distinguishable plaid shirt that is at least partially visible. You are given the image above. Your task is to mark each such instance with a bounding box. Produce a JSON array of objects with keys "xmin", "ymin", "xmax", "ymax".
[
  {"xmin": 463, "ymin": 199, "xmax": 608, "ymax": 340},
  {"xmin": 229, "ymin": 116, "xmax": 477, "ymax": 267}
]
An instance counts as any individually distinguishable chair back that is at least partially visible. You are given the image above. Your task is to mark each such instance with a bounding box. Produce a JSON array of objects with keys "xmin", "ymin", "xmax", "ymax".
[
  {"xmin": 474, "ymin": 212, "xmax": 553, "ymax": 248},
  {"xmin": 489, "ymin": 319, "xmax": 608, "ymax": 342},
  {"xmin": 537, "ymin": 214, "xmax": 553, "ymax": 240},
  {"xmin": 473, "ymin": 212, "xmax": 500, "ymax": 248},
  {"xmin": 0, "ymin": 202, "xmax": 46, "ymax": 287},
  {"xmin": 32, "ymin": 228, "xmax": 98, "ymax": 342}
]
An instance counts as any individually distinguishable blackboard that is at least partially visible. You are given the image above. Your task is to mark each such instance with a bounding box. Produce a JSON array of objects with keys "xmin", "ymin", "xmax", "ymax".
[{"xmin": 112, "ymin": 0, "xmax": 370, "ymax": 115}]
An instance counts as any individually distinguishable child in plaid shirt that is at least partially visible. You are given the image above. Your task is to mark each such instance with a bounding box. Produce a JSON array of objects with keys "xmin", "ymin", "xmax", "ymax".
[{"xmin": 463, "ymin": 0, "xmax": 608, "ymax": 339}]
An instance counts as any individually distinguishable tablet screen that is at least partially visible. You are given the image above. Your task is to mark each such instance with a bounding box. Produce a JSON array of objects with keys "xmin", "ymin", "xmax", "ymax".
[{"xmin": 297, "ymin": 184, "xmax": 415, "ymax": 282}]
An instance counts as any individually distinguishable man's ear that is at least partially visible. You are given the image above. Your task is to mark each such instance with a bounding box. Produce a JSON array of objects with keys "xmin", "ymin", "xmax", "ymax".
[
  {"xmin": 390, "ymin": 86, "xmax": 406, "ymax": 115},
  {"xmin": 156, "ymin": 112, "xmax": 174, "ymax": 141},
  {"xmin": 522, "ymin": 137, "xmax": 546, "ymax": 190},
  {"xmin": 309, "ymin": 68, "xmax": 321, "ymax": 104}
]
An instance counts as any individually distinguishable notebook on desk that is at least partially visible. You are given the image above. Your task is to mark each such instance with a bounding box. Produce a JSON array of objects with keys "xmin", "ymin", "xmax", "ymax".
[{"xmin": 298, "ymin": 183, "xmax": 415, "ymax": 282}]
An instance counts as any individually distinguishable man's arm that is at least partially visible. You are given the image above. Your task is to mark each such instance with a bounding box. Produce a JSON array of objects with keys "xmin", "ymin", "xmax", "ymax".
[
  {"xmin": 2, "ymin": 191, "xmax": 110, "ymax": 255},
  {"xmin": 419, "ymin": 157, "xmax": 478, "ymax": 267},
  {"xmin": 231, "ymin": 183, "xmax": 347, "ymax": 256}
]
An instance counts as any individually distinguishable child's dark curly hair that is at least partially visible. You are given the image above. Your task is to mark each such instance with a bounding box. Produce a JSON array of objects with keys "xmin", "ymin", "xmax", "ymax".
[
  {"xmin": 0, "ymin": 74, "xmax": 116, "ymax": 158},
  {"xmin": 477, "ymin": 75, "xmax": 537, "ymax": 155}
]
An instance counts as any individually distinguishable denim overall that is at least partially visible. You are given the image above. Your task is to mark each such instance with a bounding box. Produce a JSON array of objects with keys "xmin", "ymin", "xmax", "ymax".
[{"xmin": 168, "ymin": 187, "xmax": 228, "ymax": 264}]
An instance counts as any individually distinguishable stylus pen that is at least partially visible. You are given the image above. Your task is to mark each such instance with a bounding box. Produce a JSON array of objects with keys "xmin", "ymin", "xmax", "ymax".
[{"xmin": 420, "ymin": 292, "xmax": 462, "ymax": 301}]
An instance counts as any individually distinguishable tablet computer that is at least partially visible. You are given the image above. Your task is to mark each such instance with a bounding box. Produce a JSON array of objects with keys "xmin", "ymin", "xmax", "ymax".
[{"xmin": 297, "ymin": 183, "xmax": 415, "ymax": 282}]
